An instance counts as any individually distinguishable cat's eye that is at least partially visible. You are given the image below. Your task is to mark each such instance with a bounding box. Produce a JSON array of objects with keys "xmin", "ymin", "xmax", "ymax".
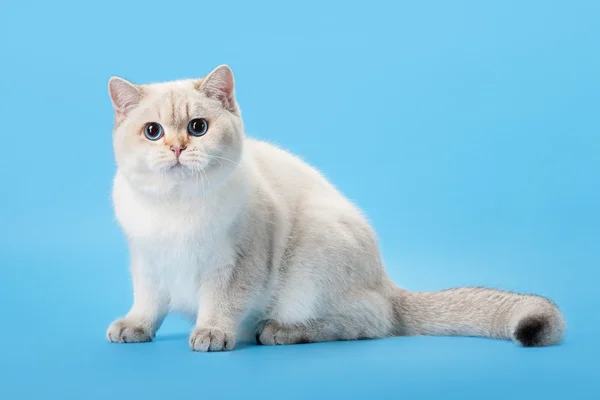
[
  {"xmin": 188, "ymin": 118, "xmax": 208, "ymax": 137},
  {"xmin": 143, "ymin": 122, "xmax": 164, "ymax": 141}
]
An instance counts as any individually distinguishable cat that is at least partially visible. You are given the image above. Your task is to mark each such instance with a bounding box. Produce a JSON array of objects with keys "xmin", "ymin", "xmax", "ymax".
[{"xmin": 106, "ymin": 64, "xmax": 566, "ymax": 351}]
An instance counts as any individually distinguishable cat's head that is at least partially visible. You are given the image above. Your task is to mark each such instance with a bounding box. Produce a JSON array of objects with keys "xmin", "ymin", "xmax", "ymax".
[{"xmin": 108, "ymin": 65, "xmax": 244, "ymax": 196}]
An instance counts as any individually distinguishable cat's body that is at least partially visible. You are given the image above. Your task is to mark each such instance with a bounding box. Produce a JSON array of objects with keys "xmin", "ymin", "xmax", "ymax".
[{"xmin": 107, "ymin": 65, "xmax": 565, "ymax": 351}]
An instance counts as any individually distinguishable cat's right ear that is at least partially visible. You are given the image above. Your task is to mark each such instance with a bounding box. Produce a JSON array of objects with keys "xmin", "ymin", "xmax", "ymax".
[{"xmin": 108, "ymin": 77, "xmax": 143, "ymax": 119}]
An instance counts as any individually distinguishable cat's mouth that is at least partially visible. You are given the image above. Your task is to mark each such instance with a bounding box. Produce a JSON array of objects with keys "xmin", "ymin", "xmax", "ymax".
[
  {"xmin": 158, "ymin": 158, "xmax": 185, "ymax": 172},
  {"xmin": 163, "ymin": 157, "xmax": 211, "ymax": 172},
  {"xmin": 170, "ymin": 160, "xmax": 187, "ymax": 171}
]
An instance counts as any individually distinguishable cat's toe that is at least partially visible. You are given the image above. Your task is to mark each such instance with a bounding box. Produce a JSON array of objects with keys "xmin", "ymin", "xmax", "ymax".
[
  {"xmin": 106, "ymin": 319, "xmax": 154, "ymax": 343},
  {"xmin": 189, "ymin": 327, "xmax": 235, "ymax": 352},
  {"xmin": 256, "ymin": 320, "xmax": 279, "ymax": 345},
  {"xmin": 256, "ymin": 320, "xmax": 311, "ymax": 345}
]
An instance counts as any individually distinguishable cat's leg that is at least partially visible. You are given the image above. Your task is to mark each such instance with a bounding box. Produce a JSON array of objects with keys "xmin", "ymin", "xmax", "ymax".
[
  {"xmin": 189, "ymin": 261, "xmax": 262, "ymax": 352},
  {"xmin": 256, "ymin": 210, "xmax": 393, "ymax": 345},
  {"xmin": 107, "ymin": 253, "xmax": 168, "ymax": 343},
  {"xmin": 256, "ymin": 290, "xmax": 393, "ymax": 345}
]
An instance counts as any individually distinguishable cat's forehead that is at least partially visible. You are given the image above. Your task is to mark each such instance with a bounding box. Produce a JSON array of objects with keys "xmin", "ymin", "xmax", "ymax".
[
  {"xmin": 144, "ymin": 80, "xmax": 199, "ymax": 106},
  {"xmin": 137, "ymin": 79, "xmax": 216, "ymax": 128}
]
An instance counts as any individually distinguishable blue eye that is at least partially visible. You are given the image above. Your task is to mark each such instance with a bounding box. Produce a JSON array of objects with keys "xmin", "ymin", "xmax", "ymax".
[
  {"xmin": 144, "ymin": 122, "xmax": 163, "ymax": 141},
  {"xmin": 188, "ymin": 118, "xmax": 208, "ymax": 137}
]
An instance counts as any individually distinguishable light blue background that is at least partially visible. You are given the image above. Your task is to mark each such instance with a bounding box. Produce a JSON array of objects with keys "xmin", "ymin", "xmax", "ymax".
[{"xmin": 1, "ymin": 0, "xmax": 598, "ymax": 398}]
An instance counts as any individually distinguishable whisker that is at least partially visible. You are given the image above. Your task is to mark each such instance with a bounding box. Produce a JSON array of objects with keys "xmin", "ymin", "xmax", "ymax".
[
  {"xmin": 211, "ymin": 155, "xmax": 240, "ymax": 167},
  {"xmin": 202, "ymin": 169, "xmax": 213, "ymax": 194}
]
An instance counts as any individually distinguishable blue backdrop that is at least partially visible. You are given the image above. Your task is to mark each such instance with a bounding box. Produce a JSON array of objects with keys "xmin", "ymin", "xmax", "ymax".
[{"xmin": 1, "ymin": 1, "xmax": 598, "ymax": 398}]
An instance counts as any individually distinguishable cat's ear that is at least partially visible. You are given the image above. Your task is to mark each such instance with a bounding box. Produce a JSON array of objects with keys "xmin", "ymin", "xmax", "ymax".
[
  {"xmin": 198, "ymin": 65, "xmax": 236, "ymax": 111},
  {"xmin": 108, "ymin": 77, "xmax": 143, "ymax": 118}
]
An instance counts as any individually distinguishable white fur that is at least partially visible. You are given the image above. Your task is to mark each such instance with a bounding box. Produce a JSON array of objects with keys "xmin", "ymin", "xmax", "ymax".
[{"xmin": 106, "ymin": 65, "xmax": 566, "ymax": 350}]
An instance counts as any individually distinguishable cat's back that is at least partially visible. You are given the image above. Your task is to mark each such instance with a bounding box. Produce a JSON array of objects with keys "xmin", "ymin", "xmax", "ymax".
[
  {"xmin": 244, "ymin": 138, "xmax": 334, "ymax": 195},
  {"xmin": 243, "ymin": 138, "xmax": 367, "ymax": 232}
]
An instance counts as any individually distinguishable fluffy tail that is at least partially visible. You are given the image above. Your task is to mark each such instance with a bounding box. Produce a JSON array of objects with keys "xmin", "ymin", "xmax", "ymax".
[{"xmin": 389, "ymin": 286, "xmax": 566, "ymax": 346}]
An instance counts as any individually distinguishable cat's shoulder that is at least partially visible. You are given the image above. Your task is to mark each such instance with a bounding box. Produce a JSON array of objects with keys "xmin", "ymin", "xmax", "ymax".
[{"xmin": 242, "ymin": 137, "xmax": 331, "ymax": 189}]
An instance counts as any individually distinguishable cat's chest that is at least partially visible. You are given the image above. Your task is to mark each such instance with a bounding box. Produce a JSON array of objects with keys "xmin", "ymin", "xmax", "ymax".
[
  {"xmin": 114, "ymin": 177, "xmax": 224, "ymax": 244},
  {"xmin": 112, "ymin": 172, "xmax": 251, "ymax": 312},
  {"xmin": 118, "ymin": 199, "xmax": 206, "ymax": 241},
  {"xmin": 129, "ymin": 209, "xmax": 235, "ymax": 314},
  {"xmin": 118, "ymin": 197, "xmax": 232, "ymax": 269},
  {"xmin": 113, "ymin": 179, "xmax": 236, "ymax": 311}
]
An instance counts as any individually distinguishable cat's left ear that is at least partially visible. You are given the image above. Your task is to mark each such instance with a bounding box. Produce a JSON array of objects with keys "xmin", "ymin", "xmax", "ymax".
[
  {"xmin": 198, "ymin": 65, "xmax": 236, "ymax": 111},
  {"xmin": 108, "ymin": 76, "xmax": 144, "ymax": 118}
]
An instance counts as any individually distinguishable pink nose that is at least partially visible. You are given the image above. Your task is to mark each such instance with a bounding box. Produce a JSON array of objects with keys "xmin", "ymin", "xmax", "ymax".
[{"xmin": 170, "ymin": 145, "xmax": 186, "ymax": 158}]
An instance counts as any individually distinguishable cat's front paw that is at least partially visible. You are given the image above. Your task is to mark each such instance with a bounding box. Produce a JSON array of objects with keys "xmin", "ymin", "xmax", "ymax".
[
  {"xmin": 189, "ymin": 326, "xmax": 236, "ymax": 352},
  {"xmin": 106, "ymin": 319, "xmax": 154, "ymax": 343}
]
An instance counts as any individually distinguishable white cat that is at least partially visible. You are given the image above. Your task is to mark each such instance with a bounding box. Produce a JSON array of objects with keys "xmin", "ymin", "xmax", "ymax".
[{"xmin": 106, "ymin": 65, "xmax": 565, "ymax": 351}]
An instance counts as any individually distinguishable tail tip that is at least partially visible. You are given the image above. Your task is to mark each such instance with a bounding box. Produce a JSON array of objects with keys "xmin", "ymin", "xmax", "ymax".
[{"xmin": 513, "ymin": 313, "xmax": 565, "ymax": 347}]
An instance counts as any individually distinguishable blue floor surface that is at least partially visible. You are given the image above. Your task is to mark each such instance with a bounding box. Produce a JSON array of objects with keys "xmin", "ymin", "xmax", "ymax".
[{"xmin": 1, "ymin": 1, "xmax": 599, "ymax": 399}]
